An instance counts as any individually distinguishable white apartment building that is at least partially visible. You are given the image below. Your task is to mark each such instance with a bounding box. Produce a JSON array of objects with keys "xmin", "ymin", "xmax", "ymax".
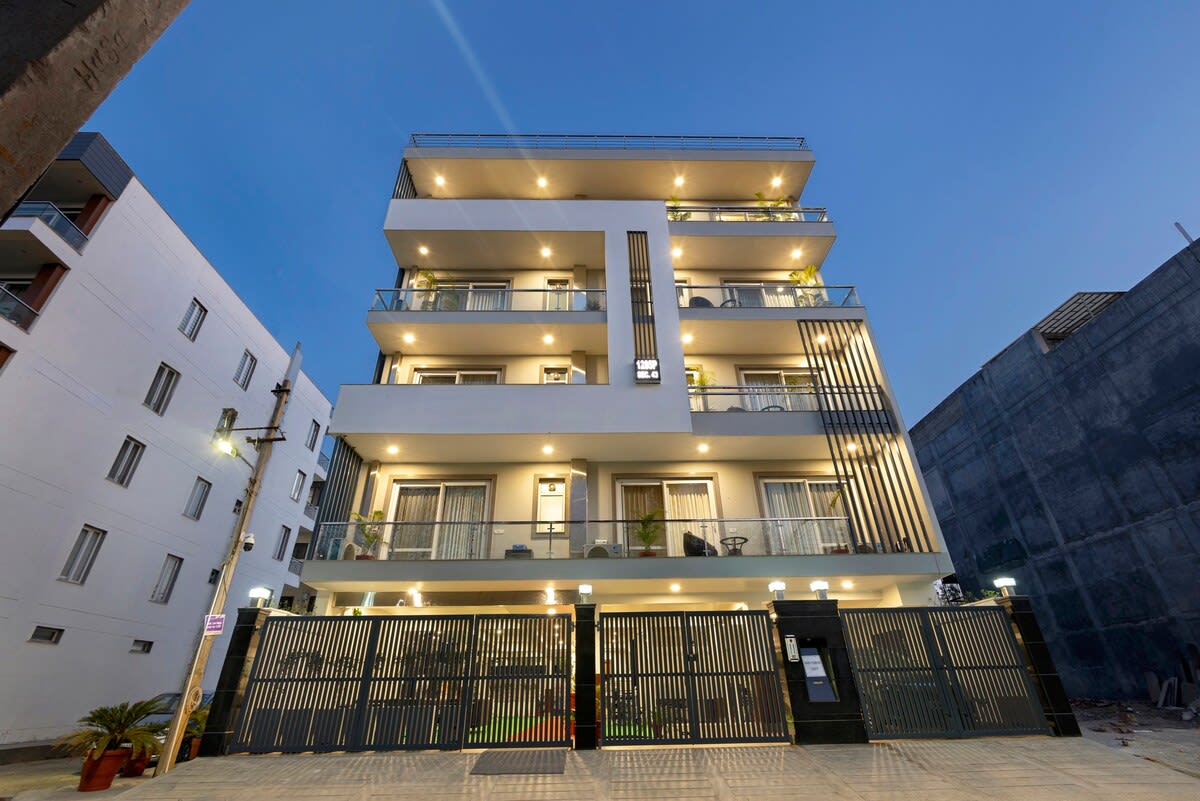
[
  {"xmin": 0, "ymin": 133, "xmax": 332, "ymax": 745},
  {"xmin": 304, "ymin": 133, "xmax": 953, "ymax": 614}
]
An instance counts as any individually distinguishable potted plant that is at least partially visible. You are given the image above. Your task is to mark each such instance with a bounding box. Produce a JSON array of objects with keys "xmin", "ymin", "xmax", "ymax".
[
  {"xmin": 415, "ymin": 269, "xmax": 439, "ymax": 310},
  {"xmin": 632, "ymin": 510, "xmax": 664, "ymax": 557},
  {"xmin": 178, "ymin": 706, "xmax": 209, "ymax": 763},
  {"xmin": 55, "ymin": 699, "xmax": 165, "ymax": 792},
  {"xmin": 350, "ymin": 510, "xmax": 387, "ymax": 559},
  {"xmin": 787, "ymin": 264, "xmax": 825, "ymax": 307},
  {"xmin": 666, "ymin": 195, "xmax": 691, "ymax": 221}
]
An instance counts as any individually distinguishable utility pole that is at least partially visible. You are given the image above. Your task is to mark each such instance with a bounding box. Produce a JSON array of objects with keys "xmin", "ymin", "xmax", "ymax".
[{"xmin": 155, "ymin": 345, "xmax": 302, "ymax": 775}]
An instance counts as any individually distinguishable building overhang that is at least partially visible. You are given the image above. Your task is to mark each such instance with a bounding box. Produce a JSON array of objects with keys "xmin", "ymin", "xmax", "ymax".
[
  {"xmin": 668, "ymin": 222, "xmax": 836, "ymax": 270},
  {"xmin": 367, "ymin": 311, "xmax": 607, "ymax": 355}
]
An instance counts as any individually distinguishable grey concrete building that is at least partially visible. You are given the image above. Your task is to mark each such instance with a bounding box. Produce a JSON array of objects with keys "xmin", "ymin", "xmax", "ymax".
[{"xmin": 910, "ymin": 242, "xmax": 1200, "ymax": 699}]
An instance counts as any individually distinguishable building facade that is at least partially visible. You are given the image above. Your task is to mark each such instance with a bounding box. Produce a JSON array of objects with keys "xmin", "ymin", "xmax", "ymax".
[
  {"xmin": 0, "ymin": 133, "xmax": 332, "ymax": 745},
  {"xmin": 910, "ymin": 242, "xmax": 1200, "ymax": 699},
  {"xmin": 304, "ymin": 133, "xmax": 952, "ymax": 617}
]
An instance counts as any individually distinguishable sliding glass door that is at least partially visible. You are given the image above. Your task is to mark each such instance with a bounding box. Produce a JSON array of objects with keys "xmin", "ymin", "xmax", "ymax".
[
  {"xmin": 389, "ymin": 481, "xmax": 490, "ymax": 559},
  {"xmin": 759, "ymin": 478, "xmax": 850, "ymax": 555},
  {"xmin": 618, "ymin": 479, "xmax": 718, "ymax": 556}
]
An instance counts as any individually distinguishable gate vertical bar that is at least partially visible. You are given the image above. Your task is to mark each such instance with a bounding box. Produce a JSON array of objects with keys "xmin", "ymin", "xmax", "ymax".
[{"xmin": 348, "ymin": 617, "xmax": 383, "ymax": 750}]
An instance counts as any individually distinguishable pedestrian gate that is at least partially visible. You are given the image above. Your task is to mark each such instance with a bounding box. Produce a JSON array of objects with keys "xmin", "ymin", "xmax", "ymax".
[
  {"xmin": 841, "ymin": 607, "xmax": 1048, "ymax": 738},
  {"xmin": 230, "ymin": 614, "xmax": 572, "ymax": 752},
  {"xmin": 599, "ymin": 611, "xmax": 789, "ymax": 744}
]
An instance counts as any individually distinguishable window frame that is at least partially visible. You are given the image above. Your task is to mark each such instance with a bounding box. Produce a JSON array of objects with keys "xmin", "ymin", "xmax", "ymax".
[
  {"xmin": 273, "ymin": 525, "xmax": 292, "ymax": 561},
  {"xmin": 143, "ymin": 362, "xmax": 180, "ymax": 416},
  {"xmin": 290, "ymin": 470, "xmax": 306, "ymax": 502},
  {"xmin": 149, "ymin": 554, "xmax": 183, "ymax": 604},
  {"xmin": 233, "ymin": 350, "xmax": 257, "ymax": 390},
  {"xmin": 183, "ymin": 477, "xmax": 212, "ymax": 520},
  {"xmin": 29, "ymin": 626, "xmax": 64, "ymax": 644},
  {"xmin": 178, "ymin": 298, "xmax": 208, "ymax": 341},
  {"xmin": 131, "ymin": 639, "xmax": 154, "ymax": 653},
  {"xmin": 106, "ymin": 435, "xmax": 146, "ymax": 487},
  {"xmin": 413, "ymin": 367, "xmax": 502, "ymax": 385},
  {"xmin": 59, "ymin": 524, "xmax": 106, "ymax": 584},
  {"xmin": 305, "ymin": 419, "xmax": 321, "ymax": 451}
]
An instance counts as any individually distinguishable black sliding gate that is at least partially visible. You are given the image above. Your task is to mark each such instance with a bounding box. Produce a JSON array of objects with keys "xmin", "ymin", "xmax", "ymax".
[
  {"xmin": 230, "ymin": 614, "xmax": 572, "ymax": 753},
  {"xmin": 841, "ymin": 607, "xmax": 1048, "ymax": 738},
  {"xmin": 599, "ymin": 611, "xmax": 789, "ymax": 745}
]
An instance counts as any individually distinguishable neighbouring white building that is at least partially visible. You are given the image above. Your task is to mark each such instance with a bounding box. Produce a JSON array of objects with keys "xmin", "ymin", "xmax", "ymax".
[{"xmin": 0, "ymin": 133, "xmax": 332, "ymax": 745}]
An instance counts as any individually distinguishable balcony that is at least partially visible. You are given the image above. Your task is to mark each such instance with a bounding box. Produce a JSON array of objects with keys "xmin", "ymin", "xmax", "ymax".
[
  {"xmin": 373, "ymin": 287, "xmax": 606, "ymax": 313},
  {"xmin": 678, "ymin": 283, "xmax": 860, "ymax": 310},
  {"xmin": 689, "ymin": 384, "xmax": 885, "ymax": 414},
  {"xmin": 668, "ymin": 205, "xmax": 829, "ymax": 224},
  {"xmin": 0, "ymin": 285, "xmax": 38, "ymax": 330},
  {"xmin": 667, "ymin": 205, "xmax": 836, "ymax": 271},
  {"xmin": 8, "ymin": 202, "xmax": 87, "ymax": 252}
]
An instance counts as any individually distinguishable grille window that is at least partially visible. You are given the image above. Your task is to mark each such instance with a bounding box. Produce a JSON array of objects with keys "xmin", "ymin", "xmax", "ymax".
[
  {"xmin": 59, "ymin": 525, "xmax": 106, "ymax": 584},
  {"xmin": 30, "ymin": 626, "xmax": 64, "ymax": 644},
  {"xmin": 233, "ymin": 350, "xmax": 257, "ymax": 390},
  {"xmin": 106, "ymin": 436, "xmax": 145, "ymax": 487},
  {"xmin": 143, "ymin": 363, "xmax": 180, "ymax": 415},
  {"xmin": 149, "ymin": 555, "xmax": 183, "ymax": 603},
  {"xmin": 183, "ymin": 477, "xmax": 212, "ymax": 519},
  {"xmin": 178, "ymin": 298, "xmax": 207, "ymax": 341}
]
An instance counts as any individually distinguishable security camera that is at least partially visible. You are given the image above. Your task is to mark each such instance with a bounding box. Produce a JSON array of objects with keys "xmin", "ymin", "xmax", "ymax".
[{"xmin": 241, "ymin": 533, "xmax": 256, "ymax": 552}]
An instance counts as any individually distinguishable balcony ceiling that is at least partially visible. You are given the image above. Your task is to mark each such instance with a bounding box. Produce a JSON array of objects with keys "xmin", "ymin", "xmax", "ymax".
[
  {"xmin": 28, "ymin": 161, "xmax": 110, "ymax": 206},
  {"xmin": 678, "ymin": 316, "xmax": 865, "ymax": 355},
  {"xmin": 386, "ymin": 229, "xmax": 605, "ymax": 270},
  {"xmin": 0, "ymin": 219, "xmax": 78, "ymax": 270},
  {"xmin": 669, "ymin": 227, "xmax": 836, "ymax": 270},
  {"xmin": 404, "ymin": 151, "xmax": 814, "ymax": 201},
  {"xmin": 369, "ymin": 315, "xmax": 607, "ymax": 355}
]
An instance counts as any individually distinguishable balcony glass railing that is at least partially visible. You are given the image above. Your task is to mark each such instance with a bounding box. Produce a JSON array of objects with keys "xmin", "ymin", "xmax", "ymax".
[
  {"xmin": 410, "ymin": 133, "xmax": 809, "ymax": 151},
  {"xmin": 689, "ymin": 385, "xmax": 885, "ymax": 413},
  {"xmin": 0, "ymin": 285, "xmax": 38, "ymax": 330},
  {"xmin": 307, "ymin": 516, "xmax": 929, "ymax": 563},
  {"xmin": 372, "ymin": 287, "xmax": 606, "ymax": 313},
  {"xmin": 666, "ymin": 205, "xmax": 829, "ymax": 223},
  {"xmin": 10, "ymin": 202, "xmax": 88, "ymax": 252},
  {"xmin": 678, "ymin": 284, "xmax": 860, "ymax": 309}
]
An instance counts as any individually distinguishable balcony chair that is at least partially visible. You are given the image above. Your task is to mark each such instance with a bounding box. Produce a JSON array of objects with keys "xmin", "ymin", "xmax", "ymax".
[
  {"xmin": 683, "ymin": 531, "xmax": 719, "ymax": 557},
  {"xmin": 688, "ymin": 296, "xmax": 714, "ymax": 308}
]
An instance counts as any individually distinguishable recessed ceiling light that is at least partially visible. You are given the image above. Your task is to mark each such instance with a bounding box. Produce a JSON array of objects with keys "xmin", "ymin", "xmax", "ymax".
[
  {"xmin": 815, "ymin": 333, "xmax": 828, "ymax": 345},
  {"xmin": 671, "ymin": 246, "xmax": 683, "ymax": 259},
  {"xmin": 547, "ymin": 607, "xmax": 558, "ymax": 615},
  {"xmin": 540, "ymin": 246, "xmax": 552, "ymax": 258},
  {"xmin": 681, "ymin": 333, "xmax": 694, "ymax": 345},
  {"xmin": 418, "ymin": 245, "xmax": 429, "ymax": 256},
  {"xmin": 841, "ymin": 580, "xmax": 854, "ymax": 590},
  {"xmin": 674, "ymin": 176, "xmax": 685, "ymax": 188},
  {"xmin": 846, "ymin": 442, "xmax": 859, "ymax": 453},
  {"xmin": 669, "ymin": 583, "xmax": 681, "ymax": 593},
  {"xmin": 537, "ymin": 176, "xmax": 548, "ymax": 188},
  {"xmin": 697, "ymin": 442, "xmax": 710, "ymax": 454},
  {"xmin": 771, "ymin": 176, "xmax": 783, "ymax": 188},
  {"xmin": 402, "ymin": 332, "xmax": 416, "ymax": 344},
  {"xmin": 542, "ymin": 334, "xmax": 555, "ymax": 345},
  {"xmin": 434, "ymin": 175, "xmax": 446, "ymax": 187},
  {"xmin": 386, "ymin": 445, "xmax": 399, "ymax": 455},
  {"xmin": 790, "ymin": 248, "xmax": 803, "ymax": 260},
  {"xmin": 542, "ymin": 444, "xmax": 554, "ymax": 455}
]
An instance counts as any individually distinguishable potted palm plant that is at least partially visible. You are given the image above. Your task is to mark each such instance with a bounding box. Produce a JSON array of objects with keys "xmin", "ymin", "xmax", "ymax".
[
  {"xmin": 632, "ymin": 510, "xmax": 665, "ymax": 557},
  {"xmin": 55, "ymin": 699, "xmax": 165, "ymax": 791},
  {"xmin": 350, "ymin": 510, "xmax": 387, "ymax": 559}
]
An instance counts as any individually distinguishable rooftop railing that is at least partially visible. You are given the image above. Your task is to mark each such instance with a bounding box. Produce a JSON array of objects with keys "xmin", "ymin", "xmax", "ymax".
[
  {"xmin": 9, "ymin": 202, "xmax": 88, "ymax": 252},
  {"xmin": 688, "ymin": 384, "xmax": 886, "ymax": 413},
  {"xmin": 372, "ymin": 287, "xmax": 606, "ymax": 313},
  {"xmin": 667, "ymin": 205, "xmax": 829, "ymax": 223},
  {"xmin": 409, "ymin": 133, "xmax": 809, "ymax": 151},
  {"xmin": 0, "ymin": 285, "xmax": 38, "ymax": 330},
  {"xmin": 678, "ymin": 284, "xmax": 861, "ymax": 309},
  {"xmin": 310, "ymin": 515, "xmax": 932, "ymax": 563}
]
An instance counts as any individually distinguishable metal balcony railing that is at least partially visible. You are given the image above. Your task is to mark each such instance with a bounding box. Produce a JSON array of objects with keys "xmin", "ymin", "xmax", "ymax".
[
  {"xmin": 303, "ymin": 503, "xmax": 319, "ymax": 520},
  {"xmin": 317, "ymin": 452, "xmax": 331, "ymax": 471},
  {"xmin": 372, "ymin": 287, "xmax": 606, "ymax": 313},
  {"xmin": 678, "ymin": 284, "xmax": 861, "ymax": 309},
  {"xmin": 288, "ymin": 558, "xmax": 303, "ymax": 576},
  {"xmin": 10, "ymin": 202, "xmax": 88, "ymax": 251},
  {"xmin": 688, "ymin": 384, "xmax": 886, "ymax": 413},
  {"xmin": 667, "ymin": 204, "xmax": 829, "ymax": 223},
  {"xmin": 307, "ymin": 515, "xmax": 928, "ymax": 563},
  {"xmin": 0, "ymin": 285, "xmax": 38, "ymax": 330},
  {"xmin": 410, "ymin": 133, "xmax": 809, "ymax": 151}
]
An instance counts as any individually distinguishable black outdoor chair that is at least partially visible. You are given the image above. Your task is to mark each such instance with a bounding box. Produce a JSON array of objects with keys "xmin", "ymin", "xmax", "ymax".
[
  {"xmin": 683, "ymin": 531, "xmax": 719, "ymax": 557},
  {"xmin": 689, "ymin": 296, "xmax": 714, "ymax": 308}
]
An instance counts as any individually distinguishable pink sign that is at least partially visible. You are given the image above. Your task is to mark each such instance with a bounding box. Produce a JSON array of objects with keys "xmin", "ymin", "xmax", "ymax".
[{"xmin": 203, "ymin": 614, "xmax": 225, "ymax": 636}]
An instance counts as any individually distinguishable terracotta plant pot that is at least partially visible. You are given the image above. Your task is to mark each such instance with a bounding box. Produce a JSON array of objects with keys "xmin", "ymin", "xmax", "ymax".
[
  {"xmin": 189, "ymin": 737, "xmax": 202, "ymax": 760},
  {"xmin": 78, "ymin": 748, "xmax": 129, "ymax": 792},
  {"xmin": 639, "ymin": 551, "xmax": 656, "ymax": 557},
  {"xmin": 120, "ymin": 751, "xmax": 150, "ymax": 777},
  {"xmin": 354, "ymin": 555, "xmax": 374, "ymax": 560}
]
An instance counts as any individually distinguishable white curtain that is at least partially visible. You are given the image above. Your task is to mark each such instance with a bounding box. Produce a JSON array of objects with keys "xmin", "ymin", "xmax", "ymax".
[
  {"xmin": 665, "ymin": 482, "xmax": 715, "ymax": 555},
  {"xmin": 621, "ymin": 484, "xmax": 664, "ymax": 551},
  {"xmin": 469, "ymin": 283, "xmax": 507, "ymax": 311},
  {"xmin": 392, "ymin": 486, "xmax": 440, "ymax": 559},
  {"xmin": 762, "ymin": 481, "xmax": 819, "ymax": 555},
  {"xmin": 809, "ymin": 482, "xmax": 850, "ymax": 551},
  {"xmin": 742, "ymin": 372, "xmax": 783, "ymax": 411},
  {"xmin": 435, "ymin": 485, "xmax": 488, "ymax": 559}
]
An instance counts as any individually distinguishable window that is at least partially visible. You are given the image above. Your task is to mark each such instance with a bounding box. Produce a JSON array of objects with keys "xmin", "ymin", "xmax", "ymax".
[
  {"xmin": 389, "ymin": 480, "xmax": 490, "ymax": 559},
  {"xmin": 290, "ymin": 471, "xmax": 306, "ymax": 502},
  {"xmin": 183, "ymin": 477, "xmax": 212, "ymax": 519},
  {"xmin": 544, "ymin": 278, "xmax": 570, "ymax": 311},
  {"xmin": 739, "ymin": 369, "xmax": 817, "ymax": 412},
  {"xmin": 535, "ymin": 478, "xmax": 566, "ymax": 536},
  {"xmin": 143, "ymin": 362, "xmax": 180, "ymax": 415},
  {"xmin": 233, "ymin": 350, "xmax": 257, "ymax": 390},
  {"xmin": 758, "ymin": 478, "xmax": 851, "ymax": 555},
  {"xmin": 178, "ymin": 298, "xmax": 207, "ymax": 341},
  {"xmin": 131, "ymin": 639, "xmax": 154, "ymax": 654},
  {"xmin": 208, "ymin": 569, "xmax": 220, "ymax": 585},
  {"xmin": 149, "ymin": 554, "xmax": 183, "ymax": 603},
  {"xmin": 0, "ymin": 341, "xmax": 14, "ymax": 372},
  {"xmin": 29, "ymin": 626, "xmax": 64, "ymax": 644},
  {"xmin": 542, "ymin": 366, "xmax": 569, "ymax": 385},
  {"xmin": 273, "ymin": 525, "xmax": 292, "ymax": 561},
  {"xmin": 59, "ymin": 525, "xmax": 106, "ymax": 584},
  {"xmin": 413, "ymin": 368, "xmax": 500, "ymax": 385},
  {"xmin": 305, "ymin": 419, "xmax": 321, "ymax": 451},
  {"xmin": 106, "ymin": 436, "xmax": 145, "ymax": 487}
]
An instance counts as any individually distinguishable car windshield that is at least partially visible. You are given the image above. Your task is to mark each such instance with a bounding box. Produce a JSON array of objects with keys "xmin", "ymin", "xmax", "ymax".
[{"xmin": 149, "ymin": 693, "xmax": 181, "ymax": 713}]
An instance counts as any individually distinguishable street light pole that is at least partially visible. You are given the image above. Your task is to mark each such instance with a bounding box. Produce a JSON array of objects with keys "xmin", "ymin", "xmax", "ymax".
[{"xmin": 155, "ymin": 346, "xmax": 301, "ymax": 775}]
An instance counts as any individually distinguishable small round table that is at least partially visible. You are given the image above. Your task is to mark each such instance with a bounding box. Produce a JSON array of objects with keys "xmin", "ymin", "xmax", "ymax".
[{"xmin": 720, "ymin": 536, "xmax": 748, "ymax": 556}]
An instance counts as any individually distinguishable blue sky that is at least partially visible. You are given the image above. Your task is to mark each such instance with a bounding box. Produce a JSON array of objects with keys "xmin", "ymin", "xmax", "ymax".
[{"xmin": 85, "ymin": 1, "xmax": 1200, "ymax": 421}]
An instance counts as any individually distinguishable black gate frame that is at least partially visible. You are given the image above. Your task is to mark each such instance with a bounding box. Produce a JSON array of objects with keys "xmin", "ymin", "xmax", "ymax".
[
  {"xmin": 229, "ymin": 613, "xmax": 572, "ymax": 753},
  {"xmin": 841, "ymin": 607, "xmax": 1049, "ymax": 739},
  {"xmin": 598, "ymin": 610, "xmax": 789, "ymax": 745}
]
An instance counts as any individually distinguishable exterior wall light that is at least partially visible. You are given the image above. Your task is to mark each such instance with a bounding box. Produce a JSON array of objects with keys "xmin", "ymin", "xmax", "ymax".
[
  {"xmin": 810, "ymin": 580, "xmax": 830, "ymax": 600},
  {"xmin": 768, "ymin": 581, "xmax": 786, "ymax": 601},
  {"xmin": 993, "ymin": 577, "xmax": 1017, "ymax": 597}
]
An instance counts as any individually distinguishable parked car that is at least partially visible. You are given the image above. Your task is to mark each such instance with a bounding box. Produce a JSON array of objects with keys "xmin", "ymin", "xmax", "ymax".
[{"xmin": 144, "ymin": 692, "xmax": 214, "ymax": 763}]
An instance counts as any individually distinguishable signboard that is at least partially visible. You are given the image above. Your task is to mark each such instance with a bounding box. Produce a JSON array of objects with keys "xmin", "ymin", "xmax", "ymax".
[
  {"xmin": 799, "ymin": 646, "xmax": 837, "ymax": 702},
  {"xmin": 634, "ymin": 358, "xmax": 660, "ymax": 383},
  {"xmin": 800, "ymin": 652, "xmax": 827, "ymax": 677},
  {"xmin": 203, "ymin": 614, "xmax": 225, "ymax": 636}
]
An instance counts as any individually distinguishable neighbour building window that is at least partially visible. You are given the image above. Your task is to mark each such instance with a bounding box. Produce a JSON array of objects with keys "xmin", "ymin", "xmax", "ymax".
[
  {"xmin": 149, "ymin": 555, "xmax": 183, "ymax": 603},
  {"xmin": 106, "ymin": 436, "xmax": 146, "ymax": 487},
  {"xmin": 131, "ymin": 639, "xmax": 153, "ymax": 653},
  {"xmin": 0, "ymin": 341, "xmax": 14, "ymax": 372},
  {"xmin": 183, "ymin": 477, "xmax": 212, "ymax": 519},
  {"xmin": 290, "ymin": 471, "xmax": 306, "ymax": 501},
  {"xmin": 178, "ymin": 298, "xmax": 207, "ymax": 341},
  {"xmin": 233, "ymin": 350, "xmax": 257, "ymax": 390},
  {"xmin": 273, "ymin": 525, "xmax": 292, "ymax": 561},
  {"xmin": 305, "ymin": 419, "xmax": 321, "ymax": 451},
  {"xmin": 29, "ymin": 626, "xmax": 64, "ymax": 644},
  {"xmin": 143, "ymin": 362, "xmax": 180, "ymax": 415},
  {"xmin": 413, "ymin": 368, "xmax": 500, "ymax": 384},
  {"xmin": 59, "ymin": 525, "xmax": 106, "ymax": 584}
]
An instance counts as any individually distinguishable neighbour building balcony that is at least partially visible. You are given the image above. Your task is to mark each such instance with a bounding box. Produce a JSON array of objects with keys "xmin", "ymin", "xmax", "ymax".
[
  {"xmin": 318, "ymin": 452, "xmax": 331, "ymax": 471},
  {"xmin": 8, "ymin": 202, "xmax": 88, "ymax": 252},
  {"xmin": 678, "ymin": 283, "xmax": 860, "ymax": 310},
  {"xmin": 0, "ymin": 284, "xmax": 38, "ymax": 330},
  {"xmin": 309, "ymin": 516, "xmax": 921, "ymax": 564},
  {"xmin": 372, "ymin": 287, "xmax": 606, "ymax": 313}
]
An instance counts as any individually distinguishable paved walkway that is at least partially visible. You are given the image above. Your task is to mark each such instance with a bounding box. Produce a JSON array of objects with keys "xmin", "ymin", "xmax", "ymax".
[{"xmin": 58, "ymin": 738, "xmax": 1196, "ymax": 801}]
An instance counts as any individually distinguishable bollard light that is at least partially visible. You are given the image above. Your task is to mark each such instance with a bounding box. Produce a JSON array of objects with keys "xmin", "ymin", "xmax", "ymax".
[
  {"xmin": 578, "ymin": 584, "xmax": 593, "ymax": 603},
  {"xmin": 993, "ymin": 577, "xmax": 1017, "ymax": 597},
  {"xmin": 810, "ymin": 580, "xmax": 830, "ymax": 600},
  {"xmin": 768, "ymin": 581, "xmax": 786, "ymax": 601}
]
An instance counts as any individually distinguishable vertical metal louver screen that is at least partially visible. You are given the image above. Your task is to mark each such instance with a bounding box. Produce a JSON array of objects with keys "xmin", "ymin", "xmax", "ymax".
[
  {"xmin": 796, "ymin": 319, "xmax": 934, "ymax": 554},
  {"xmin": 627, "ymin": 231, "xmax": 660, "ymax": 383},
  {"xmin": 309, "ymin": 437, "xmax": 363, "ymax": 557},
  {"xmin": 392, "ymin": 159, "xmax": 417, "ymax": 199}
]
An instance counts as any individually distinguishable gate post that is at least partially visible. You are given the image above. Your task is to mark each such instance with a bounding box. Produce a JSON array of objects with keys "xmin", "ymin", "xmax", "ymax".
[
  {"xmin": 770, "ymin": 600, "xmax": 867, "ymax": 744},
  {"xmin": 996, "ymin": 596, "xmax": 1081, "ymax": 736},
  {"xmin": 573, "ymin": 604, "xmax": 598, "ymax": 749},
  {"xmin": 199, "ymin": 607, "xmax": 273, "ymax": 756}
]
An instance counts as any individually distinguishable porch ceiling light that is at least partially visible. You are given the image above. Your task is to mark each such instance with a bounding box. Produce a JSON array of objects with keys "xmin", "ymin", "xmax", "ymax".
[
  {"xmin": 669, "ymin": 583, "xmax": 681, "ymax": 593},
  {"xmin": 674, "ymin": 176, "xmax": 685, "ymax": 188},
  {"xmin": 681, "ymin": 333, "xmax": 693, "ymax": 345},
  {"xmin": 547, "ymin": 607, "xmax": 557, "ymax": 615},
  {"xmin": 542, "ymin": 334, "xmax": 555, "ymax": 345},
  {"xmin": 540, "ymin": 246, "xmax": 553, "ymax": 258},
  {"xmin": 542, "ymin": 444, "xmax": 554, "ymax": 455},
  {"xmin": 815, "ymin": 333, "xmax": 828, "ymax": 345},
  {"xmin": 846, "ymin": 442, "xmax": 859, "ymax": 453},
  {"xmin": 671, "ymin": 246, "xmax": 683, "ymax": 259},
  {"xmin": 386, "ymin": 445, "xmax": 399, "ymax": 455},
  {"xmin": 771, "ymin": 176, "xmax": 783, "ymax": 188},
  {"xmin": 418, "ymin": 245, "xmax": 429, "ymax": 255},
  {"xmin": 697, "ymin": 442, "xmax": 709, "ymax": 454},
  {"xmin": 537, "ymin": 176, "xmax": 548, "ymax": 188},
  {"xmin": 434, "ymin": 175, "xmax": 445, "ymax": 187},
  {"xmin": 402, "ymin": 332, "xmax": 416, "ymax": 344},
  {"xmin": 841, "ymin": 580, "xmax": 854, "ymax": 590},
  {"xmin": 790, "ymin": 247, "xmax": 803, "ymax": 260}
]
